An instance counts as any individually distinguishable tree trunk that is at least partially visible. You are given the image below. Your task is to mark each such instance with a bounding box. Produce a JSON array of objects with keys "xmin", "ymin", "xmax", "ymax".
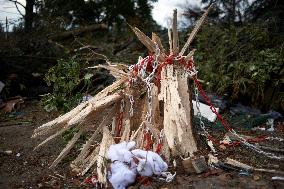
[{"xmin": 24, "ymin": 0, "xmax": 35, "ymax": 32}]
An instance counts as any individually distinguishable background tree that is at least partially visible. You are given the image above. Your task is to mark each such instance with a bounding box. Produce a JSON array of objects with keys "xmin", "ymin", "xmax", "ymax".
[
  {"xmin": 9, "ymin": 0, "xmax": 36, "ymax": 32},
  {"xmin": 34, "ymin": 0, "xmax": 157, "ymax": 31},
  {"xmin": 246, "ymin": 0, "xmax": 284, "ymax": 38},
  {"xmin": 184, "ymin": 0, "xmax": 249, "ymax": 25},
  {"xmin": 181, "ymin": 0, "xmax": 284, "ymax": 112}
]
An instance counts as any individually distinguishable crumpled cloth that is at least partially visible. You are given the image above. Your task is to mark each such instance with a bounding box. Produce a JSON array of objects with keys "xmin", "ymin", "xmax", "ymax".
[{"xmin": 107, "ymin": 141, "xmax": 168, "ymax": 189}]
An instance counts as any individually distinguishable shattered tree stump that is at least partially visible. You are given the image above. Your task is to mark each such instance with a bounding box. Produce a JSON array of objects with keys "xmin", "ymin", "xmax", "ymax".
[
  {"xmin": 32, "ymin": 7, "xmax": 213, "ymax": 185},
  {"xmin": 159, "ymin": 64, "xmax": 197, "ymax": 156}
]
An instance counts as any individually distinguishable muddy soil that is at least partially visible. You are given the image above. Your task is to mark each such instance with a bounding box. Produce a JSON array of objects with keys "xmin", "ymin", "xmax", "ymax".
[{"xmin": 1, "ymin": 100, "xmax": 284, "ymax": 189}]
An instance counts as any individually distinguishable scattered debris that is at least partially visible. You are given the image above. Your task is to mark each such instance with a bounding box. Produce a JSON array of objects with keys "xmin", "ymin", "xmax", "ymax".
[
  {"xmin": 238, "ymin": 170, "xmax": 251, "ymax": 177},
  {"xmin": 215, "ymin": 162, "xmax": 240, "ymax": 172},
  {"xmin": 207, "ymin": 153, "xmax": 219, "ymax": 166},
  {"xmin": 267, "ymin": 118, "xmax": 275, "ymax": 131},
  {"xmin": 0, "ymin": 149, "xmax": 13, "ymax": 155},
  {"xmin": 207, "ymin": 140, "xmax": 217, "ymax": 154},
  {"xmin": 0, "ymin": 96, "xmax": 24, "ymax": 113},
  {"xmin": 225, "ymin": 158, "xmax": 252, "ymax": 170},
  {"xmin": 84, "ymin": 175, "xmax": 98, "ymax": 186},
  {"xmin": 192, "ymin": 100, "xmax": 219, "ymax": 122},
  {"xmin": 252, "ymin": 126, "xmax": 266, "ymax": 131},
  {"xmin": 272, "ymin": 176, "xmax": 284, "ymax": 181},
  {"xmin": 254, "ymin": 168, "xmax": 284, "ymax": 175},
  {"xmin": 107, "ymin": 141, "xmax": 137, "ymax": 188},
  {"xmin": 219, "ymin": 132, "xmax": 267, "ymax": 147},
  {"xmin": 182, "ymin": 156, "xmax": 208, "ymax": 174},
  {"xmin": 107, "ymin": 141, "xmax": 170, "ymax": 189},
  {"xmin": 224, "ymin": 158, "xmax": 284, "ymax": 175}
]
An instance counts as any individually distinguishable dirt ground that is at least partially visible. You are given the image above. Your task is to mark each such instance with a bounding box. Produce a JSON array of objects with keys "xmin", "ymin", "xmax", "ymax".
[{"xmin": 1, "ymin": 100, "xmax": 284, "ymax": 189}]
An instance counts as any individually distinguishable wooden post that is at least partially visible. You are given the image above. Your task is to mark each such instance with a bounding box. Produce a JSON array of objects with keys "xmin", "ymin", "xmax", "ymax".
[{"xmin": 5, "ymin": 17, "xmax": 8, "ymax": 39}]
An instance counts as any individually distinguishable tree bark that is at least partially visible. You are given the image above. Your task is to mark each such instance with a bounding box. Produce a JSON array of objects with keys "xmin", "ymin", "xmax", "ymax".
[{"xmin": 25, "ymin": 0, "xmax": 35, "ymax": 32}]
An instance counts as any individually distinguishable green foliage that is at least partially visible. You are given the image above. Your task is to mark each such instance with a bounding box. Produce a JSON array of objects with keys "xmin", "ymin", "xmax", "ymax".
[
  {"xmin": 200, "ymin": 0, "xmax": 249, "ymax": 24},
  {"xmin": 194, "ymin": 24, "xmax": 284, "ymax": 110},
  {"xmin": 36, "ymin": 0, "xmax": 158, "ymax": 33},
  {"xmin": 41, "ymin": 56, "xmax": 94, "ymax": 143},
  {"xmin": 247, "ymin": 0, "xmax": 284, "ymax": 37},
  {"xmin": 41, "ymin": 56, "xmax": 92, "ymax": 112},
  {"xmin": 182, "ymin": 0, "xmax": 284, "ymax": 111}
]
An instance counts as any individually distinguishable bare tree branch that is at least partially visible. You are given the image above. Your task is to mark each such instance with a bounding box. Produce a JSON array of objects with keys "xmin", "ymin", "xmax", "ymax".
[
  {"xmin": 8, "ymin": 0, "xmax": 25, "ymax": 17},
  {"xmin": 8, "ymin": 0, "xmax": 25, "ymax": 8},
  {"xmin": 14, "ymin": 2, "xmax": 24, "ymax": 17}
]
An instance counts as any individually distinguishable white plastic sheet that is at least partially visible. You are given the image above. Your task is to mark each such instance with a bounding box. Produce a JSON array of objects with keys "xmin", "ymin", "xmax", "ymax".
[{"xmin": 192, "ymin": 100, "xmax": 219, "ymax": 122}]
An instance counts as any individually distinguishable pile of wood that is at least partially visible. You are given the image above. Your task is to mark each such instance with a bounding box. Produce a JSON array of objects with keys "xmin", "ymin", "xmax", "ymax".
[{"xmin": 32, "ymin": 7, "xmax": 212, "ymax": 185}]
